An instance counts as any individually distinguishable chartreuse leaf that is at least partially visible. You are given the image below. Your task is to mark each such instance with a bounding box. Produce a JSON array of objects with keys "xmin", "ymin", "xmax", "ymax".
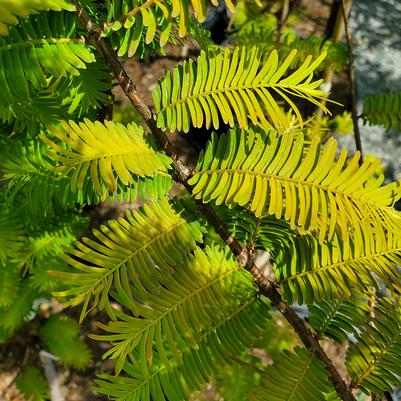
[
  {"xmin": 0, "ymin": 0, "xmax": 74, "ymax": 35},
  {"xmin": 40, "ymin": 315, "xmax": 91, "ymax": 370},
  {"xmin": 189, "ymin": 127, "xmax": 401, "ymax": 249},
  {"xmin": 362, "ymin": 91, "xmax": 401, "ymax": 131},
  {"xmin": 104, "ymin": 0, "xmax": 237, "ymax": 55},
  {"xmin": 275, "ymin": 225, "xmax": 401, "ymax": 304},
  {"xmin": 90, "ymin": 244, "xmax": 259, "ymax": 374},
  {"xmin": 51, "ymin": 198, "xmax": 204, "ymax": 321},
  {"xmin": 16, "ymin": 366, "xmax": 49, "ymax": 401},
  {"xmin": 93, "ymin": 259, "xmax": 270, "ymax": 399},
  {"xmin": 153, "ymin": 47, "xmax": 329, "ymax": 132},
  {"xmin": 40, "ymin": 119, "xmax": 172, "ymax": 197},
  {"xmin": 346, "ymin": 296, "xmax": 401, "ymax": 395},
  {"xmin": 247, "ymin": 347, "xmax": 333, "ymax": 401},
  {"xmin": 0, "ymin": 139, "xmax": 169, "ymax": 222}
]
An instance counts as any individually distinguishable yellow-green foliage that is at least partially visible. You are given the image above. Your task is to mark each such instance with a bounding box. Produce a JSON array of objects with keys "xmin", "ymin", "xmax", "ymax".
[
  {"xmin": 16, "ymin": 366, "xmax": 49, "ymax": 401},
  {"xmin": 40, "ymin": 315, "xmax": 91, "ymax": 369},
  {"xmin": 189, "ymin": 128, "xmax": 401, "ymax": 241},
  {"xmin": 362, "ymin": 91, "xmax": 401, "ymax": 131},
  {"xmin": 51, "ymin": 199, "xmax": 205, "ymax": 320},
  {"xmin": 0, "ymin": 0, "xmax": 73, "ymax": 35},
  {"xmin": 2, "ymin": 3, "xmax": 401, "ymax": 401},
  {"xmin": 41, "ymin": 119, "xmax": 172, "ymax": 196},
  {"xmin": 153, "ymin": 47, "xmax": 328, "ymax": 132}
]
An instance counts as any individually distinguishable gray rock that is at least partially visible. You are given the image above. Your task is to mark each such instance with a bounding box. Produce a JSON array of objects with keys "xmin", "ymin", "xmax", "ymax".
[{"xmin": 343, "ymin": 0, "xmax": 401, "ymax": 179}]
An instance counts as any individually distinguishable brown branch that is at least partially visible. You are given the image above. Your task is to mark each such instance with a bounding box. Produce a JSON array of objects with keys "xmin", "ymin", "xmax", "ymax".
[
  {"xmin": 71, "ymin": 2, "xmax": 356, "ymax": 400},
  {"xmin": 340, "ymin": 0, "xmax": 363, "ymax": 163}
]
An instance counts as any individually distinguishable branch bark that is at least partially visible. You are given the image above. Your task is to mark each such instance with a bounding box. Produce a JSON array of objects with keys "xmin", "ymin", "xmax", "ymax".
[{"xmin": 72, "ymin": 2, "xmax": 356, "ymax": 400}]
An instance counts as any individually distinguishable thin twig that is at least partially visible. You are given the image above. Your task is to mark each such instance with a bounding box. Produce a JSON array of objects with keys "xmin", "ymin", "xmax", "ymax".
[
  {"xmin": 278, "ymin": 0, "xmax": 290, "ymax": 38},
  {"xmin": 71, "ymin": 2, "xmax": 356, "ymax": 400},
  {"xmin": 340, "ymin": 0, "xmax": 363, "ymax": 162}
]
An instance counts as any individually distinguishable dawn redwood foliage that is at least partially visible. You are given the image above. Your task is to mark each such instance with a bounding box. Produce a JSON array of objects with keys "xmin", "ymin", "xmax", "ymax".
[{"xmin": 1, "ymin": 1, "xmax": 401, "ymax": 401}]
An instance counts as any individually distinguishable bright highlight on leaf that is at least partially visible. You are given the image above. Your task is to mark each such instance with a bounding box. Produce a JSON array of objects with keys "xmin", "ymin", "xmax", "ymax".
[
  {"xmin": 189, "ymin": 128, "xmax": 401, "ymax": 245},
  {"xmin": 0, "ymin": 0, "xmax": 74, "ymax": 35},
  {"xmin": 153, "ymin": 47, "xmax": 329, "ymax": 132},
  {"xmin": 104, "ymin": 0, "xmax": 236, "ymax": 48},
  {"xmin": 40, "ymin": 119, "xmax": 172, "ymax": 196}
]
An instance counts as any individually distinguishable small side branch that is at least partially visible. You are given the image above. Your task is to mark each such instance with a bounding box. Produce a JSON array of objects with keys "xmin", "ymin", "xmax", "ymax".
[
  {"xmin": 340, "ymin": 0, "xmax": 363, "ymax": 162},
  {"xmin": 72, "ymin": 3, "xmax": 356, "ymax": 400}
]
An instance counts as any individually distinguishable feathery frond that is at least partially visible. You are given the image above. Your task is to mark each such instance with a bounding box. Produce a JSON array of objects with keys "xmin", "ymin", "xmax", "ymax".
[
  {"xmin": 0, "ymin": 280, "xmax": 38, "ymax": 339},
  {"xmin": 40, "ymin": 315, "xmax": 92, "ymax": 369},
  {"xmin": 91, "ymin": 244, "xmax": 259, "ymax": 373},
  {"xmin": 0, "ymin": 0, "xmax": 74, "ymax": 35},
  {"xmin": 0, "ymin": 206, "xmax": 26, "ymax": 265},
  {"xmin": 362, "ymin": 92, "xmax": 401, "ymax": 131},
  {"xmin": 247, "ymin": 347, "xmax": 333, "ymax": 401},
  {"xmin": 0, "ymin": 266, "xmax": 21, "ymax": 307},
  {"xmin": 189, "ymin": 128, "xmax": 401, "ymax": 246},
  {"xmin": 40, "ymin": 119, "xmax": 172, "ymax": 197},
  {"xmin": 16, "ymin": 214, "xmax": 87, "ymax": 272},
  {"xmin": 275, "ymin": 226, "xmax": 401, "ymax": 304},
  {"xmin": 153, "ymin": 47, "xmax": 329, "ymax": 133},
  {"xmin": 346, "ymin": 296, "xmax": 401, "ymax": 395},
  {"xmin": 0, "ymin": 140, "xmax": 169, "ymax": 222},
  {"xmin": 103, "ymin": 0, "xmax": 236, "ymax": 54},
  {"xmin": 0, "ymin": 12, "xmax": 95, "ymax": 110},
  {"xmin": 59, "ymin": 61, "xmax": 113, "ymax": 116},
  {"xmin": 1, "ymin": 140, "xmax": 67, "ymax": 221},
  {"xmin": 103, "ymin": 1, "xmax": 174, "ymax": 57},
  {"xmin": 16, "ymin": 366, "xmax": 49, "ymax": 401},
  {"xmin": 51, "ymin": 199, "xmax": 204, "ymax": 321},
  {"xmin": 94, "ymin": 293, "xmax": 269, "ymax": 399},
  {"xmin": 216, "ymin": 204, "xmax": 294, "ymax": 253},
  {"xmin": 307, "ymin": 291, "xmax": 370, "ymax": 342},
  {"xmin": 15, "ymin": 214, "xmax": 88, "ymax": 291}
]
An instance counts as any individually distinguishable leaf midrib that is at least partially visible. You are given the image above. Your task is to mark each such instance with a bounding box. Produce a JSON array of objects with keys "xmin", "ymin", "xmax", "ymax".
[
  {"xmin": 160, "ymin": 82, "xmax": 324, "ymax": 114},
  {"xmin": 60, "ymin": 143, "xmax": 161, "ymax": 166},
  {"xmin": 195, "ymin": 168, "xmax": 398, "ymax": 219},
  {"xmin": 354, "ymin": 329, "xmax": 401, "ymax": 386},
  {"xmin": 81, "ymin": 219, "xmax": 186, "ymax": 298},
  {"xmin": 0, "ymin": 37, "xmax": 83, "ymax": 53},
  {"xmin": 287, "ymin": 354, "xmax": 314, "ymax": 401},
  {"xmin": 281, "ymin": 245, "xmax": 401, "ymax": 283},
  {"xmin": 315, "ymin": 294, "xmax": 346, "ymax": 337},
  {"xmin": 115, "ymin": 296, "xmax": 258, "ymax": 398},
  {"xmin": 116, "ymin": 265, "xmax": 238, "ymax": 351}
]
